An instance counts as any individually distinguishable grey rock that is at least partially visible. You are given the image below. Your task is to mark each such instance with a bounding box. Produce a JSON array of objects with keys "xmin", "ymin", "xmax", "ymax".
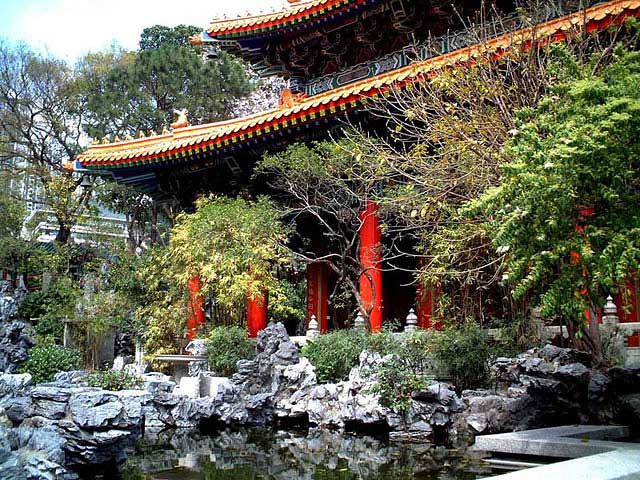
[
  {"xmin": 0, "ymin": 322, "xmax": 35, "ymax": 374},
  {"xmin": 68, "ymin": 391, "xmax": 129, "ymax": 429},
  {"xmin": 52, "ymin": 371, "xmax": 88, "ymax": 387}
]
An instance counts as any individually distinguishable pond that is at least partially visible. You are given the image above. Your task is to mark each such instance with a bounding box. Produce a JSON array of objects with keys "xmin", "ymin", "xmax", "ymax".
[{"xmin": 82, "ymin": 428, "xmax": 496, "ymax": 480}]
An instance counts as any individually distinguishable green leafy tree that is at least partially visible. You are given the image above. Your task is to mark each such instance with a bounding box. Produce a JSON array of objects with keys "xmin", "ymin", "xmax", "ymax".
[
  {"xmin": 168, "ymin": 196, "xmax": 291, "ymax": 314},
  {"xmin": 78, "ymin": 25, "xmax": 253, "ymax": 139},
  {"xmin": 0, "ymin": 41, "xmax": 92, "ymax": 244},
  {"xmin": 471, "ymin": 47, "xmax": 640, "ymax": 361}
]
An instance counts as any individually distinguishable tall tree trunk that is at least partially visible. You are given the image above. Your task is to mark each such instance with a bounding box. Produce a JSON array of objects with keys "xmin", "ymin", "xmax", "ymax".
[{"xmin": 55, "ymin": 223, "xmax": 72, "ymax": 244}]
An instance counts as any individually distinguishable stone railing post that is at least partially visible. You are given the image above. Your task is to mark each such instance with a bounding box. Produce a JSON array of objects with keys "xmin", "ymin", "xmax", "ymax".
[
  {"xmin": 404, "ymin": 308, "xmax": 418, "ymax": 333},
  {"xmin": 63, "ymin": 319, "xmax": 72, "ymax": 348},
  {"xmin": 354, "ymin": 312, "xmax": 366, "ymax": 329},
  {"xmin": 306, "ymin": 315, "xmax": 320, "ymax": 338},
  {"xmin": 603, "ymin": 295, "xmax": 619, "ymax": 326},
  {"xmin": 135, "ymin": 339, "xmax": 145, "ymax": 374}
]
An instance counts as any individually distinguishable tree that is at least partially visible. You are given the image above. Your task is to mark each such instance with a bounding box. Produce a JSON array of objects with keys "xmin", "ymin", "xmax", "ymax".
[
  {"xmin": 257, "ymin": 141, "xmax": 390, "ymax": 325},
  {"xmin": 0, "ymin": 40, "xmax": 92, "ymax": 244},
  {"xmin": 338, "ymin": 9, "xmax": 633, "ymax": 321},
  {"xmin": 78, "ymin": 25, "xmax": 253, "ymax": 139},
  {"xmin": 94, "ymin": 180, "xmax": 156, "ymax": 253},
  {"xmin": 167, "ymin": 196, "xmax": 291, "ymax": 314},
  {"xmin": 471, "ymin": 47, "xmax": 640, "ymax": 361}
]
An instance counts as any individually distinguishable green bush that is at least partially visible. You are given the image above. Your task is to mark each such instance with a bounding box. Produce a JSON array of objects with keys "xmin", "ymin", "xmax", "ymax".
[
  {"xmin": 205, "ymin": 326, "xmax": 256, "ymax": 377},
  {"xmin": 301, "ymin": 328, "xmax": 399, "ymax": 383},
  {"xmin": 19, "ymin": 279, "xmax": 81, "ymax": 343},
  {"xmin": 371, "ymin": 331, "xmax": 435, "ymax": 414},
  {"xmin": 19, "ymin": 344, "xmax": 82, "ymax": 384},
  {"xmin": 428, "ymin": 322, "xmax": 494, "ymax": 391},
  {"xmin": 88, "ymin": 369, "xmax": 143, "ymax": 391}
]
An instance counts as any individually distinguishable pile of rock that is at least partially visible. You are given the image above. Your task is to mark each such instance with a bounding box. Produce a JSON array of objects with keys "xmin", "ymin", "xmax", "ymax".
[
  {"xmin": 2, "ymin": 323, "xmax": 640, "ymax": 477},
  {"xmin": 459, "ymin": 344, "xmax": 640, "ymax": 440}
]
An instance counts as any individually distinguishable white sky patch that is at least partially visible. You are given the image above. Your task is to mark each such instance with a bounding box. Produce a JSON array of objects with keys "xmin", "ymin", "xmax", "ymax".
[{"xmin": 7, "ymin": 0, "xmax": 286, "ymax": 63}]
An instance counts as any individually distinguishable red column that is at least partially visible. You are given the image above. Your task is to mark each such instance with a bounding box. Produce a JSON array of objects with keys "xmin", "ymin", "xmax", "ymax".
[
  {"xmin": 417, "ymin": 282, "xmax": 441, "ymax": 330},
  {"xmin": 615, "ymin": 272, "xmax": 640, "ymax": 347},
  {"xmin": 187, "ymin": 276, "xmax": 205, "ymax": 340},
  {"xmin": 307, "ymin": 263, "xmax": 329, "ymax": 333},
  {"xmin": 359, "ymin": 201, "xmax": 383, "ymax": 332},
  {"xmin": 247, "ymin": 289, "xmax": 268, "ymax": 338}
]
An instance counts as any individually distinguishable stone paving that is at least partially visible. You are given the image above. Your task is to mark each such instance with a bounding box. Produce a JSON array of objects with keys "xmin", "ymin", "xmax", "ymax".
[{"xmin": 475, "ymin": 425, "xmax": 640, "ymax": 479}]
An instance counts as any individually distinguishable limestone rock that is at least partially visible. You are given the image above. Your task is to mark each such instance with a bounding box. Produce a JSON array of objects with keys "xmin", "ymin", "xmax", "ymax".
[{"xmin": 0, "ymin": 322, "xmax": 35, "ymax": 374}]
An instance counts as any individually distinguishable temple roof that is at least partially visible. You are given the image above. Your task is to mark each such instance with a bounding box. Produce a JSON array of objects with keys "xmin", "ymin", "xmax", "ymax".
[
  {"xmin": 74, "ymin": 0, "xmax": 640, "ymax": 175},
  {"xmin": 197, "ymin": 0, "xmax": 377, "ymax": 41}
]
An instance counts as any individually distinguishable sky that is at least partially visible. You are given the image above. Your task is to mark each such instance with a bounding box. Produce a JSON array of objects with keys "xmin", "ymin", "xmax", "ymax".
[{"xmin": 0, "ymin": 0, "xmax": 285, "ymax": 63}]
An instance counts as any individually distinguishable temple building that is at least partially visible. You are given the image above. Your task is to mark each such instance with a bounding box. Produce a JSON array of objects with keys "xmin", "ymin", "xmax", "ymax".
[{"xmin": 70, "ymin": 0, "xmax": 640, "ymax": 340}]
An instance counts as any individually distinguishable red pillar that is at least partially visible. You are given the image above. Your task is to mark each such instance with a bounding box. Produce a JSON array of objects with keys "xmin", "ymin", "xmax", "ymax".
[
  {"xmin": 615, "ymin": 272, "xmax": 640, "ymax": 347},
  {"xmin": 359, "ymin": 201, "xmax": 383, "ymax": 332},
  {"xmin": 187, "ymin": 276, "xmax": 205, "ymax": 340},
  {"xmin": 247, "ymin": 289, "xmax": 268, "ymax": 338},
  {"xmin": 417, "ymin": 282, "xmax": 441, "ymax": 330},
  {"xmin": 307, "ymin": 263, "xmax": 329, "ymax": 333}
]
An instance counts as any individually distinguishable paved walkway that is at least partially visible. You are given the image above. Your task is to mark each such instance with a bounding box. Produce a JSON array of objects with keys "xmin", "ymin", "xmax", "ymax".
[{"xmin": 474, "ymin": 425, "xmax": 640, "ymax": 479}]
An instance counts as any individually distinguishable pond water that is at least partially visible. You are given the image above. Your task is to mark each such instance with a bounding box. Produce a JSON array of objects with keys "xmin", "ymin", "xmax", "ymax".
[{"xmin": 85, "ymin": 428, "xmax": 495, "ymax": 480}]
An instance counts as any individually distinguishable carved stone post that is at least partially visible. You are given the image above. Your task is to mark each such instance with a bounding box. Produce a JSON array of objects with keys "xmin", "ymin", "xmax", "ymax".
[
  {"xmin": 603, "ymin": 295, "xmax": 619, "ymax": 325},
  {"xmin": 404, "ymin": 308, "xmax": 418, "ymax": 333},
  {"xmin": 306, "ymin": 315, "xmax": 320, "ymax": 338}
]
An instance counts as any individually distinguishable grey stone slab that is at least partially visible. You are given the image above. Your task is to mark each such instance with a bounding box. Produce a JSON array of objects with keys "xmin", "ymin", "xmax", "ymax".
[
  {"xmin": 484, "ymin": 449, "xmax": 640, "ymax": 479},
  {"xmin": 474, "ymin": 425, "xmax": 635, "ymax": 459}
]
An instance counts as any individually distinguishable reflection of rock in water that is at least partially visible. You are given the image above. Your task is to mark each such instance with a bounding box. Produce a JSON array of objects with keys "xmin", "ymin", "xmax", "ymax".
[{"xmin": 123, "ymin": 428, "xmax": 489, "ymax": 479}]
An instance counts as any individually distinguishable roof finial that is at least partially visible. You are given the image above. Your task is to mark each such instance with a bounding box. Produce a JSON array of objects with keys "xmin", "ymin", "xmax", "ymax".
[{"xmin": 170, "ymin": 108, "xmax": 189, "ymax": 130}]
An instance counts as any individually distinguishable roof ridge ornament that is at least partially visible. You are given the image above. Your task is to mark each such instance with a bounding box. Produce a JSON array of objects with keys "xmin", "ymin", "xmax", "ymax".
[
  {"xmin": 171, "ymin": 108, "xmax": 189, "ymax": 130},
  {"xmin": 278, "ymin": 88, "xmax": 307, "ymax": 108}
]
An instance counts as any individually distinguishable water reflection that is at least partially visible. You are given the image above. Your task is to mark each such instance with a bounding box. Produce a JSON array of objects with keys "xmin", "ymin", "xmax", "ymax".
[{"xmin": 115, "ymin": 428, "xmax": 491, "ymax": 480}]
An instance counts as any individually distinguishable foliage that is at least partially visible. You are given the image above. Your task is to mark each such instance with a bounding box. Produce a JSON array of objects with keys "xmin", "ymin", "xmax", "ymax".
[
  {"xmin": 94, "ymin": 180, "xmax": 156, "ymax": 254},
  {"xmin": 73, "ymin": 283, "xmax": 133, "ymax": 368},
  {"xmin": 428, "ymin": 322, "xmax": 494, "ymax": 391},
  {"xmin": 371, "ymin": 331, "xmax": 434, "ymax": 414},
  {"xmin": 599, "ymin": 325, "xmax": 627, "ymax": 367},
  {"xmin": 268, "ymin": 278, "xmax": 306, "ymax": 324},
  {"xmin": 257, "ymin": 141, "xmax": 387, "ymax": 324},
  {"xmin": 78, "ymin": 25, "xmax": 252, "ymax": 139},
  {"xmin": 19, "ymin": 278, "xmax": 82, "ymax": 342},
  {"xmin": 301, "ymin": 329, "xmax": 398, "ymax": 383},
  {"xmin": 19, "ymin": 344, "xmax": 82, "ymax": 384},
  {"xmin": 136, "ymin": 246, "xmax": 189, "ymax": 359},
  {"xmin": 0, "ymin": 40, "xmax": 92, "ymax": 244},
  {"xmin": 204, "ymin": 326, "xmax": 256, "ymax": 377},
  {"xmin": 168, "ymin": 196, "xmax": 291, "ymax": 315},
  {"xmin": 470, "ymin": 47, "xmax": 640, "ymax": 356},
  {"xmin": 494, "ymin": 315, "xmax": 542, "ymax": 357},
  {"xmin": 87, "ymin": 369, "xmax": 143, "ymax": 391}
]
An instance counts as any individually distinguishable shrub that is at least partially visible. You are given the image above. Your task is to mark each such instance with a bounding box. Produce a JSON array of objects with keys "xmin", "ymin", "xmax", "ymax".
[
  {"xmin": 371, "ymin": 330, "xmax": 435, "ymax": 414},
  {"xmin": 19, "ymin": 279, "xmax": 81, "ymax": 343},
  {"xmin": 19, "ymin": 344, "xmax": 82, "ymax": 384},
  {"xmin": 88, "ymin": 370, "xmax": 143, "ymax": 391},
  {"xmin": 205, "ymin": 326, "xmax": 256, "ymax": 377},
  {"xmin": 301, "ymin": 328, "xmax": 399, "ymax": 383},
  {"xmin": 494, "ymin": 314, "xmax": 542, "ymax": 357},
  {"xmin": 428, "ymin": 321, "xmax": 494, "ymax": 391}
]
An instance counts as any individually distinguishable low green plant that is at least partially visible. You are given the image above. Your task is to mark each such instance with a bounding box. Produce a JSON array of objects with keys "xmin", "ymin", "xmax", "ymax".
[
  {"xmin": 87, "ymin": 369, "xmax": 143, "ymax": 391},
  {"xmin": 19, "ymin": 344, "xmax": 82, "ymax": 384},
  {"xmin": 19, "ymin": 278, "xmax": 81, "ymax": 343},
  {"xmin": 205, "ymin": 326, "xmax": 256, "ymax": 377},
  {"xmin": 371, "ymin": 331, "xmax": 435, "ymax": 414},
  {"xmin": 495, "ymin": 314, "xmax": 542, "ymax": 357},
  {"xmin": 428, "ymin": 321, "xmax": 494, "ymax": 391},
  {"xmin": 301, "ymin": 328, "xmax": 399, "ymax": 383}
]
